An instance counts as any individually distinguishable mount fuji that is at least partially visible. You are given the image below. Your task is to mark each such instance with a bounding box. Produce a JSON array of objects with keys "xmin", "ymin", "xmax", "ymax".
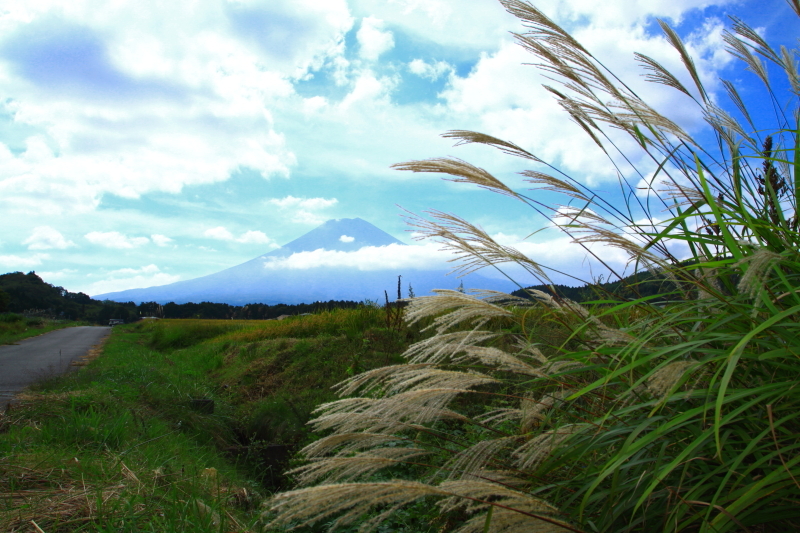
[{"xmin": 94, "ymin": 218, "xmax": 514, "ymax": 305}]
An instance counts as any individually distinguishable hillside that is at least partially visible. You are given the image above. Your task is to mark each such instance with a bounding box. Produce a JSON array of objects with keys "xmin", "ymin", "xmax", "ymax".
[{"xmin": 0, "ymin": 271, "xmax": 133, "ymax": 323}]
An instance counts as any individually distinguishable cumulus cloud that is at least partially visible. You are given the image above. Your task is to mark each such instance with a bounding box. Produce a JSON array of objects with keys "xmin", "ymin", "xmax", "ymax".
[
  {"xmin": 204, "ymin": 226, "xmax": 235, "ymax": 241},
  {"xmin": 86, "ymin": 264, "xmax": 181, "ymax": 296},
  {"xmin": 339, "ymin": 234, "xmax": 355, "ymax": 242},
  {"xmin": 267, "ymin": 195, "xmax": 338, "ymax": 225},
  {"xmin": 408, "ymin": 58, "xmax": 453, "ymax": 81},
  {"xmin": 260, "ymin": 235, "xmax": 635, "ymax": 287},
  {"xmin": 237, "ymin": 230, "xmax": 272, "ymax": 244},
  {"xmin": 204, "ymin": 226, "xmax": 275, "ymax": 245},
  {"xmin": 23, "ymin": 226, "xmax": 75, "ymax": 250},
  {"xmin": 38, "ymin": 269, "xmax": 78, "ymax": 281},
  {"xmin": 437, "ymin": 8, "xmax": 733, "ymax": 187},
  {"xmin": 262, "ymin": 243, "xmax": 450, "ymax": 271},
  {"xmin": 349, "ymin": 0, "xmax": 516, "ymax": 50},
  {"xmin": 151, "ymin": 234, "xmax": 173, "ymax": 247},
  {"xmin": 268, "ymin": 196, "xmax": 338, "ymax": 210},
  {"xmin": 109, "ymin": 264, "xmax": 161, "ymax": 276},
  {"xmin": 0, "ymin": 0, "xmax": 357, "ymax": 214},
  {"xmin": 85, "ymin": 231, "xmax": 149, "ymax": 249},
  {"xmin": 356, "ymin": 17, "xmax": 394, "ymax": 61},
  {"xmin": 340, "ymin": 71, "xmax": 396, "ymax": 109},
  {"xmin": 0, "ymin": 253, "xmax": 49, "ymax": 268}
]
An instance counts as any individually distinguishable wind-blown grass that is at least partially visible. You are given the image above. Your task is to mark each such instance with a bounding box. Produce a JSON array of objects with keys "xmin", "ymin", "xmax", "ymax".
[{"xmin": 266, "ymin": 2, "xmax": 800, "ymax": 532}]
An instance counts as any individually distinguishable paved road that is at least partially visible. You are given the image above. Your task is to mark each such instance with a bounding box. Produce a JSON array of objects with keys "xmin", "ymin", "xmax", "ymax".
[{"xmin": 0, "ymin": 326, "xmax": 111, "ymax": 405}]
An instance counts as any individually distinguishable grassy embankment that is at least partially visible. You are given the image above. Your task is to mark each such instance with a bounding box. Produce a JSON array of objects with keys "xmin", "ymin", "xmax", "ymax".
[
  {"xmin": 0, "ymin": 305, "xmax": 430, "ymax": 532},
  {"xmin": 0, "ymin": 313, "xmax": 87, "ymax": 345}
]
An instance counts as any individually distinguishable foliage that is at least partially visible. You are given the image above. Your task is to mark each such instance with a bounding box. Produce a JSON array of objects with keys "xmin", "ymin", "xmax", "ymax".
[
  {"xmin": 0, "ymin": 271, "xmax": 138, "ymax": 323},
  {"xmin": 0, "ymin": 312, "xmax": 83, "ymax": 345},
  {"xmin": 266, "ymin": 2, "xmax": 800, "ymax": 532},
  {"xmin": 161, "ymin": 299, "xmax": 363, "ymax": 320},
  {"xmin": 0, "ymin": 289, "xmax": 9, "ymax": 313}
]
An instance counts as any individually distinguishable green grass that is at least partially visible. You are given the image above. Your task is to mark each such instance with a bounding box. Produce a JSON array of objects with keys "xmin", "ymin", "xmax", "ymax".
[
  {"xmin": 0, "ymin": 313, "xmax": 86, "ymax": 345},
  {"xmin": 0, "ymin": 305, "xmax": 423, "ymax": 532}
]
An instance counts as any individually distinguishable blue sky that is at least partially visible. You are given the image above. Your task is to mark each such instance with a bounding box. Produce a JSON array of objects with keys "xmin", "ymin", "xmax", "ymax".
[{"xmin": 0, "ymin": 0, "xmax": 794, "ymax": 296}]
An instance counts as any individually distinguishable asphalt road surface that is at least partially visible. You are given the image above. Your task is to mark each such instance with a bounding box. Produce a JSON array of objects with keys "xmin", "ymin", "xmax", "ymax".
[{"xmin": 0, "ymin": 326, "xmax": 111, "ymax": 405}]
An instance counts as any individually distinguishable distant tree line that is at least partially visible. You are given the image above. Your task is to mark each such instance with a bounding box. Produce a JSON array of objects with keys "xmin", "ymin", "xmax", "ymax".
[
  {"xmin": 0, "ymin": 271, "xmax": 361, "ymax": 323},
  {"xmin": 511, "ymin": 269, "xmax": 681, "ymax": 304},
  {"xmin": 155, "ymin": 300, "xmax": 362, "ymax": 320}
]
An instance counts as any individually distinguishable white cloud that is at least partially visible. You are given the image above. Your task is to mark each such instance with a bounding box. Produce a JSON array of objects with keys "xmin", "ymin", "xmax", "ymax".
[
  {"xmin": 267, "ymin": 195, "xmax": 338, "ymax": 224},
  {"xmin": 436, "ymin": 8, "xmax": 733, "ymax": 187},
  {"xmin": 408, "ymin": 59, "xmax": 453, "ymax": 81},
  {"xmin": 23, "ymin": 226, "xmax": 75, "ymax": 250},
  {"xmin": 302, "ymin": 96, "xmax": 328, "ymax": 115},
  {"xmin": 263, "ymin": 243, "xmax": 449, "ymax": 271},
  {"xmin": 267, "ymin": 196, "xmax": 338, "ymax": 210},
  {"xmin": 204, "ymin": 226, "xmax": 274, "ymax": 245},
  {"xmin": 349, "ymin": 0, "xmax": 517, "ymax": 50},
  {"xmin": 339, "ymin": 234, "xmax": 355, "ymax": 243},
  {"xmin": 539, "ymin": 0, "xmax": 738, "ymax": 28},
  {"xmin": 356, "ymin": 17, "xmax": 394, "ymax": 61},
  {"xmin": 38, "ymin": 269, "xmax": 78, "ymax": 281},
  {"xmin": 110, "ymin": 264, "xmax": 162, "ymax": 276},
  {"xmin": 0, "ymin": 0, "xmax": 357, "ymax": 214},
  {"xmin": 87, "ymin": 264, "xmax": 181, "ymax": 296},
  {"xmin": 204, "ymin": 226, "xmax": 235, "ymax": 241},
  {"xmin": 151, "ymin": 234, "xmax": 173, "ymax": 247},
  {"xmin": 260, "ymin": 235, "xmax": 635, "ymax": 287},
  {"xmin": 0, "ymin": 253, "xmax": 49, "ymax": 268},
  {"xmin": 237, "ymin": 230, "xmax": 272, "ymax": 244},
  {"xmin": 340, "ymin": 72, "xmax": 396, "ymax": 109},
  {"xmin": 85, "ymin": 231, "xmax": 150, "ymax": 249}
]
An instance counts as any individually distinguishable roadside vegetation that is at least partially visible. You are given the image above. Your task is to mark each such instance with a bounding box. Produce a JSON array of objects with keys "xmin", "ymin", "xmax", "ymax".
[
  {"xmin": 266, "ymin": 2, "xmax": 800, "ymax": 532},
  {"xmin": 0, "ymin": 313, "xmax": 86, "ymax": 345},
  {"xmin": 0, "ymin": 305, "xmax": 424, "ymax": 532}
]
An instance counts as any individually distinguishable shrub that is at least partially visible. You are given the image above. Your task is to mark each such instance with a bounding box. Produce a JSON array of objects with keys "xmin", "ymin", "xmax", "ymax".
[
  {"xmin": 24, "ymin": 317, "xmax": 44, "ymax": 327},
  {"xmin": 0, "ymin": 313, "xmax": 23, "ymax": 323},
  {"xmin": 267, "ymin": 2, "xmax": 800, "ymax": 532}
]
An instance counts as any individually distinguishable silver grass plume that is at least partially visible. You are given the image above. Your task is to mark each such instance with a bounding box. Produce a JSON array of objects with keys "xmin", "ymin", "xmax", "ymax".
[
  {"xmin": 442, "ymin": 130, "xmax": 543, "ymax": 162},
  {"xmin": 645, "ymin": 360, "xmax": 698, "ymax": 400},
  {"xmin": 287, "ymin": 447, "xmax": 430, "ymax": 486},
  {"xmin": 402, "ymin": 329, "xmax": 501, "ymax": 364},
  {"xmin": 438, "ymin": 436, "xmax": 519, "ymax": 481},
  {"xmin": 452, "ymin": 346, "xmax": 548, "ymax": 377},
  {"xmin": 403, "ymin": 209, "xmax": 551, "ymax": 281},
  {"xmin": 734, "ymin": 247, "xmax": 783, "ymax": 300},
  {"xmin": 520, "ymin": 390, "xmax": 569, "ymax": 434},
  {"xmin": 405, "ymin": 289, "xmax": 516, "ymax": 333},
  {"xmin": 514, "ymin": 424, "xmax": 588, "ymax": 470},
  {"xmin": 336, "ymin": 366, "xmax": 500, "ymax": 397},
  {"xmin": 392, "ymin": 157, "xmax": 521, "ymax": 200},
  {"xmin": 267, "ymin": 480, "xmax": 573, "ymax": 533},
  {"xmin": 301, "ymin": 432, "xmax": 410, "ymax": 459}
]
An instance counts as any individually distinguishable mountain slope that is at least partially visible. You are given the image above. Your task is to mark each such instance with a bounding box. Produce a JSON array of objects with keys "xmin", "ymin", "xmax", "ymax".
[
  {"xmin": 95, "ymin": 218, "xmax": 513, "ymax": 305},
  {"xmin": 267, "ymin": 217, "xmax": 403, "ymax": 257}
]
